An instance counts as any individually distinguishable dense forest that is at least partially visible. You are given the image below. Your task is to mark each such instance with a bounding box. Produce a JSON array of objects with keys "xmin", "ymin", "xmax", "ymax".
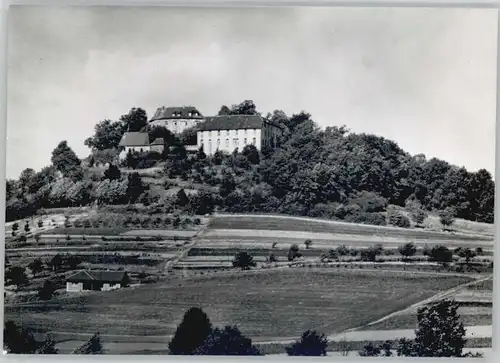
[{"xmin": 5, "ymin": 100, "xmax": 495, "ymax": 225}]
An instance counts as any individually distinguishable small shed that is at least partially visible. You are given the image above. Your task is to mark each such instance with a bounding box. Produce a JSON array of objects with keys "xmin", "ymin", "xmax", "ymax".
[{"xmin": 66, "ymin": 270, "xmax": 126, "ymax": 292}]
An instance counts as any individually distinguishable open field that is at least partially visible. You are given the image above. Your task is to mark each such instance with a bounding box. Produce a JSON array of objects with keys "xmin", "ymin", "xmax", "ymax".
[
  {"xmin": 5, "ymin": 269, "xmax": 472, "ymax": 340},
  {"xmin": 209, "ymin": 214, "xmax": 493, "ymax": 241}
]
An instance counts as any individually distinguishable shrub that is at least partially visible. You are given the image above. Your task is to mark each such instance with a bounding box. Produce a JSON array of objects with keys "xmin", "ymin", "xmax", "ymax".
[
  {"xmin": 387, "ymin": 209, "xmax": 411, "ymax": 228},
  {"xmin": 65, "ymin": 235, "xmax": 71, "ymax": 241},
  {"xmin": 439, "ymin": 208, "xmax": 456, "ymax": 229},
  {"xmin": 193, "ymin": 218, "xmax": 201, "ymax": 225},
  {"xmin": 232, "ymin": 252, "xmax": 256, "ymax": 270},
  {"xmin": 344, "ymin": 212, "xmax": 387, "ymax": 226},
  {"xmin": 429, "ymin": 245, "xmax": 453, "ymax": 263},
  {"xmin": 398, "ymin": 242, "xmax": 417, "ymax": 261},
  {"xmin": 336, "ymin": 245, "xmax": 349, "ymax": 256},
  {"xmin": 286, "ymin": 330, "xmax": 328, "ymax": 356}
]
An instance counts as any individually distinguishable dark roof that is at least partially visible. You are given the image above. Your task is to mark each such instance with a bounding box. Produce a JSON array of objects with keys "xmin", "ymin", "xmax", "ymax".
[
  {"xmin": 67, "ymin": 270, "xmax": 125, "ymax": 283},
  {"xmin": 119, "ymin": 132, "xmax": 150, "ymax": 147},
  {"xmin": 151, "ymin": 138, "xmax": 164, "ymax": 145},
  {"xmin": 150, "ymin": 106, "xmax": 204, "ymax": 121},
  {"xmin": 198, "ymin": 115, "xmax": 268, "ymax": 131}
]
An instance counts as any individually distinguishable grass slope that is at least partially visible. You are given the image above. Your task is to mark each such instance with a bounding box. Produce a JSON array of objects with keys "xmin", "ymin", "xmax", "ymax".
[{"xmin": 5, "ymin": 269, "xmax": 471, "ymax": 339}]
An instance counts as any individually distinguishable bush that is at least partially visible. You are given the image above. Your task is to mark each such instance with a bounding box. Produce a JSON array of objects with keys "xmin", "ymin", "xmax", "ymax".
[
  {"xmin": 348, "ymin": 191, "xmax": 388, "ymax": 212},
  {"xmin": 193, "ymin": 218, "xmax": 201, "ymax": 225},
  {"xmin": 344, "ymin": 212, "xmax": 387, "ymax": 226},
  {"xmin": 429, "ymin": 245, "xmax": 453, "ymax": 263},
  {"xmin": 232, "ymin": 252, "xmax": 256, "ymax": 270},
  {"xmin": 387, "ymin": 209, "xmax": 411, "ymax": 228},
  {"xmin": 286, "ymin": 330, "xmax": 328, "ymax": 356},
  {"xmin": 336, "ymin": 245, "xmax": 349, "ymax": 256}
]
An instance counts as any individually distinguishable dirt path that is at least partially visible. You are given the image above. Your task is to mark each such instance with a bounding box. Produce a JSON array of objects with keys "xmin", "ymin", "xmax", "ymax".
[{"xmin": 344, "ymin": 274, "xmax": 493, "ymax": 333}]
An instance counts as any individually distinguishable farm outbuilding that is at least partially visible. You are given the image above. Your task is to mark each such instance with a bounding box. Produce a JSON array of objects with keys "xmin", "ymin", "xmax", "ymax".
[{"xmin": 66, "ymin": 270, "xmax": 127, "ymax": 292}]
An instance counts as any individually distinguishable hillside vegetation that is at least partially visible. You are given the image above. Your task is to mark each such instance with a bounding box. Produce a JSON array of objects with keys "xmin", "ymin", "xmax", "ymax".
[{"xmin": 5, "ymin": 100, "xmax": 494, "ymax": 229}]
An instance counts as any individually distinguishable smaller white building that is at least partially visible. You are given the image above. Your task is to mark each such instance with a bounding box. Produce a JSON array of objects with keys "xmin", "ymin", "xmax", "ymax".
[
  {"xmin": 66, "ymin": 270, "xmax": 127, "ymax": 292},
  {"xmin": 196, "ymin": 115, "xmax": 283, "ymax": 156},
  {"xmin": 118, "ymin": 132, "xmax": 164, "ymax": 160}
]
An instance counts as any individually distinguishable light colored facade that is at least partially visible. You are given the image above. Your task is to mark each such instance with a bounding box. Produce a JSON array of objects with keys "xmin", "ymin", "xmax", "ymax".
[
  {"xmin": 66, "ymin": 281, "xmax": 121, "ymax": 292},
  {"xmin": 149, "ymin": 106, "xmax": 203, "ymax": 134},
  {"xmin": 196, "ymin": 115, "xmax": 283, "ymax": 156},
  {"xmin": 118, "ymin": 133, "xmax": 164, "ymax": 160}
]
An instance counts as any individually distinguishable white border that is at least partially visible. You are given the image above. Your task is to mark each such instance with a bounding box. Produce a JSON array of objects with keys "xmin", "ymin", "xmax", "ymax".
[{"xmin": 0, "ymin": 0, "xmax": 498, "ymax": 362}]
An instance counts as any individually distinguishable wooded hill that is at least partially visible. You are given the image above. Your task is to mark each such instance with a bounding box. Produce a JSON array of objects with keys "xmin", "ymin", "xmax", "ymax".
[{"xmin": 5, "ymin": 100, "xmax": 494, "ymax": 225}]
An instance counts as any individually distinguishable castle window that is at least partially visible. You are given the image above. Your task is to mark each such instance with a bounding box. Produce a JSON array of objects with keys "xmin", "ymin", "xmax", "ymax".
[
  {"xmin": 217, "ymin": 139, "xmax": 220, "ymax": 146},
  {"xmin": 225, "ymin": 138, "xmax": 229, "ymax": 147},
  {"xmin": 244, "ymin": 138, "xmax": 247, "ymax": 145},
  {"xmin": 226, "ymin": 130, "xmax": 230, "ymax": 136},
  {"xmin": 217, "ymin": 130, "xmax": 221, "ymax": 136},
  {"xmin": 252, "ymin": 137, "xmax": 256, "ymax": 145}
]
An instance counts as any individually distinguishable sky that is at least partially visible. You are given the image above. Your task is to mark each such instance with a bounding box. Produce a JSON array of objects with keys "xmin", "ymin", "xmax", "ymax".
[{"xmin": 6, "ymin": 6, "xmax": 498, "ymax": 179}]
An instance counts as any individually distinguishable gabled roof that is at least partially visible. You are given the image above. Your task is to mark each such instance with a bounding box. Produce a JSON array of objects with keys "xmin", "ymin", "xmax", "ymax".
[
  {"xmin": 67, "ymin": 270, "xmax": 125, "ymax": 283},
  {"xmin": 151, "ymin": 138, "xmax": 164, "ymax": 145},
  {"xmin": 198, "ymin": 115, "xmax": 266, "ymax": 131},
  {"xmin": 119, "ymin": 132, "xmax": 150, "ymax": 147},
  {"xmin": 150, "ymin": 106, "xmax": 204, "ymax": 121}
]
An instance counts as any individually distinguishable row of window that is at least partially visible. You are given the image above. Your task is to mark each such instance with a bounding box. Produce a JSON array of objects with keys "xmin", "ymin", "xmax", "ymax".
[
  {"xmin": 202, "ymin": 137, "xmax": 257, "ymax": 147},
  {"xmin": 172, "ymin": 112, "xmax": 199, "ymax": 117}
]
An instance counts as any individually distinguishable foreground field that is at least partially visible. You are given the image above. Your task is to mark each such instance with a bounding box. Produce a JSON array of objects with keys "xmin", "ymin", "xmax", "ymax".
[{"xmin": 6, "ymin": 269, "xmax": 472, "ymax": 340}]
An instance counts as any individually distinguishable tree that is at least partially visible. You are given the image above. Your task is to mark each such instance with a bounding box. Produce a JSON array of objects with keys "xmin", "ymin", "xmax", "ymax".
[
  {"xmin": 304, "ymin": 239, "xmax": 312, "ymax": 249},
  {"xmin": 120, "ymin": 272, "xmax": 131, "ymax": 288},
  {"xmin": 359, "ymin": 342, "xmax": 381, "ymax": 356},
  {"xmin": 288, "ymin": 244, "xmax": 301, "ymax": 261},
  {"xmin": 49, "ymin": 254, "xmax": 63, "ymax": 271},
  {"xmin": 217, "ymin": 105, "xmax": 231, "ymax": 115},
  {"xmin": 429, "ymin": 245, "xmax": 453, "ymax": 264},
  {"xmin": 3, "ymin": 321, "xmax": 38, "ymax": 354},
  {"xmin": 37, "ymin": 220, "xmax": 43, "ymax": 228},
  {"xmin": 439, "ymin": 208, "xmax": 456, "ymax": 230},
  {"xmin": 196, "ymin": 146, "xmax": 206, "ymax": 160},
  {"xmin": 397, "ymin": 300, "xmax": 466, "ymax": 357},
  {"xmin": 84, "ymin": 119, "xmax": 125, "ymax": 151},
  {"xmin": 286, "ymin": 330, "xmax": 328, "ymax": 356},
  {"xmin": 5, "ymin": 266, "xmax": 29, "ymax": 289},
  {"xmin": 66, "ymin": 255, "xmax": 82, "ymax": 270},
  {"xmin": 194, "ymin": 325, "xmax": 261, "ymax": 356},
  {"xmin": 220, "ymin": 170, "xmax": 236, "ymax": 198},
  {"xmin": 51, "ymin": 141, "xmax": 83, "ymax": 181},
  {"xmin": 360, "ymin": 244, "xmax": 384, "ymax": 262},
  {"xmin": 36, "ymin": 335, "xmax": 58, "ymax": 354},
  {"xmin": 232, "ymin": 252, "xmax": 256, "ymax": 270},
  {"xmin": 337, "ymin": 245, "xmax": 349, "ymax": 256},
  {"xmin": 24, "ymin": 222, "xmax": 30, "ymax": 233},
  {"xmin": 458, "ymin": 248, "xmax": 476, "ymax": 265},
  {"xmin": 73, "ymin": 333, "xmax": 103, "ymax": 354},
  {"xmin": 120, "ymin": 107, "xmax": 147, "ymax": 132},
  {"xmin": 126, "ymin": 172, "xmax": 146, "ymax": 203},
  {"xmin": 241, "ymin": 144, "xmax": 260, "ymax": 164},
  {"xmin": 169, "ymin": 307, "xmax": 213, "ymax": 355},
  {"xmin": 176, "ymin": 189, "xmax": 190, "ymax": 207},
  {"xmin": 38, "ymin": 280, "xmax": 56, "ymax": 301},
  {"xmin": 12, "ymin": 222, "xmax": 19, "ymax": 233},
  {"xmin": 398, "ymin": 242, "xmax": 417, "ymax": 261},
  {"xmin": 28, "ymin": 258, "xmax": 44, "ymax": 277},
  {"xmin": 103, "ymin": 164, "xmax": 121, "ymax": 181},
  {"xmin": 410, "ymin": 208, "xmax": 428, "ymax": 226}
]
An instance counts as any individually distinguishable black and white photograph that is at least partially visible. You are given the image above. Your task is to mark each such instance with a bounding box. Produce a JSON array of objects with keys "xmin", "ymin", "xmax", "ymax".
[{"xmin": 2, "ymin": 4, "xmax": 497, "ymax": 358}]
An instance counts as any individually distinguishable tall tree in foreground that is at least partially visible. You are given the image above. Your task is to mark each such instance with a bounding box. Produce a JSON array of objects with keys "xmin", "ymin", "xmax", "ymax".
[
  {"xmin": 73, "ymin": 333, "xmax": 103, "ymax": 354},
  {"xmin": 396, "ymin": 299, "xmax": 467, "ymax": 357},
  {"xmin": 169, "ymin": 307, "xmax": 213, "ymax": 355},
  {"xmin": 3, "ymin": 321, "xmax": 38, "ymax": 354},
  {"xmin": 194, "ymin": 326, "xmax": 261, "ymax": 356},
  {"xmin": 286, "ymin": 330, "xmax": 328, "ymax": 356}
]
